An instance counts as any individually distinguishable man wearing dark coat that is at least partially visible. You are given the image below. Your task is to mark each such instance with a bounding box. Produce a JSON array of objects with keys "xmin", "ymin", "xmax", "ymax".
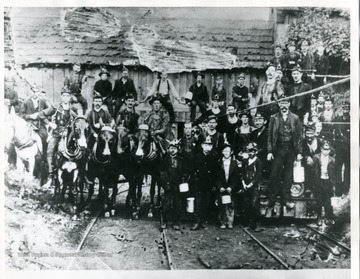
[
  {"xmin": 190, "ymin": 136, "xmax": 218, "ymax": 230},
  {"xmin": 112, "ymin": 66, "xmax": 137, "ymax": 113},
  {"xmin": 115, "ymin": 93, "xmax": 140, "ymax": 135},
  {"xmin": 159, "ymin": 139, "xmax": 189, "ymax": 230},
  {"xmin": 94, "ymin": 67, "xmax": 113, "ymax": 116},
  {"xmin": 188, "ymin": 72, "xmax": 209, "ymax": 122},
  {"xmin": 314, "ymin": 43, "xmax": 329, "ymax": 90},
  {"xmin": 231, "ymin": 73, "xmax": 249, "ymax": 111},
  {"xmin": 266, "ymin": 95, "xmax": 303, "ymax": 209}
]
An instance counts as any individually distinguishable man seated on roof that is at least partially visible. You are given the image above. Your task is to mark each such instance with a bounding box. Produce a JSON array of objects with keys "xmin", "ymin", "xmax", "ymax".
[
  {"xmin": 187, "ymin": 72, "xmax": 210, "ymax": 123},
  {"xmin": 64, "ymin": 61, "xmax": 89, "ymax": 116},
  {"xmin": 143, "ymin": 70, "xmax": 180, "ymax": 123}
]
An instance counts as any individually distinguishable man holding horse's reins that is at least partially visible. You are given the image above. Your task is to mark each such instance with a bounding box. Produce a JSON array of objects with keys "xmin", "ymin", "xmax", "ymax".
[{"xmin": 42, "ymin": 87, "xmax": 77, "ymax": 186}]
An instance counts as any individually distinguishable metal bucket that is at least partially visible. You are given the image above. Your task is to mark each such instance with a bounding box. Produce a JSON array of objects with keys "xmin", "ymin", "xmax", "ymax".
[
  {"xmin": 221, "ymin": 195, "xmax": 231, "ymax": 204},
  {"xmin": 186, "ymin": 197, "xmax": 195, "ymax": 213},
  {"xmin": 179, "ymin": 183, "xmax": 189, "ymax": 193}
]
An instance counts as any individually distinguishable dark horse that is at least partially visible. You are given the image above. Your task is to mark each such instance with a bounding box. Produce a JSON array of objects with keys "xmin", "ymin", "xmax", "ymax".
[
  {"xmin": 134, "ymin": 127, "xmax": 162, "ymax": 219},
  {"xmin": 53, "ymin": 116, "xmax": 90, "ymax": 217}
]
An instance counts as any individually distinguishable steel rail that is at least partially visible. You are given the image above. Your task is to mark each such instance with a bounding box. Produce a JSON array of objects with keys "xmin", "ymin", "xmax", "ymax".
[
  {"xmin": 241, "ymin": 225, "xmax": 290, "ymax": 270},
  {"xmin": 305, "ymin": 225, "xmax": 351, "ymax": 253}
]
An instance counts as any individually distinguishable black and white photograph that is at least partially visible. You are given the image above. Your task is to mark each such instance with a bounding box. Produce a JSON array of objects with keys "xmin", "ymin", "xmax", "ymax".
[{"xmin": 2, "ymin": 1, "xmax": 358, "ymax": 278}]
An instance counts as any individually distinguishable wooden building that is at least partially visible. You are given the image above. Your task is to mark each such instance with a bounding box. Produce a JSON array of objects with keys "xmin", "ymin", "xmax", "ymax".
[{"xmin": 6, "ymin": 7, "xmax": 277, "ymax": 123}]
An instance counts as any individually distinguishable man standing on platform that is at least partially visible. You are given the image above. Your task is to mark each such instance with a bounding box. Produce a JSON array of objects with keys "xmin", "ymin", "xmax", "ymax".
[
  {"xmin": 232, "ymin": 73, "xmax": 249, "ymax": 111},
  {"xmin": 265, "ymin": 94, "xmax": 303, "ymax": 209}
]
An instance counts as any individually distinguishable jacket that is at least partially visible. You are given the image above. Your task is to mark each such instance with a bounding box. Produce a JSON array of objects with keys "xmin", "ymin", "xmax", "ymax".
[
  {"xmin": 19, "ymin": 98, "xmax": 52, "ymax": 128},
  {"xmin": 160, "ymin": 154, "xmax": 189, "ymax": 189},
  {"xmin": 215, "ymin": 158, "xmax": 240, "ymax": 193},
  {"xmin": 267, "ymin": 111, "xmax": 303, "ymax": 154},
  {"xmin": 112, "ymin": 78, "xmax": 137, "ymax": 100},
  {"xmin": 312, "ymin": 153, "xmax": 336, "ymax": 188},
  {"xmin": 189, "ymin": 82, "xmax": 209, "ymax": 103}
]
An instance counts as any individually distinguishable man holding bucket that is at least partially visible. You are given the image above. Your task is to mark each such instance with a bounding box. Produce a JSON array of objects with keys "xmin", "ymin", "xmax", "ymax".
[
  {"xmin": 159, "ymin": 139, "xmax": 189, "ymax": 230},
  {"xmin": 215, "ymin": 142, "xmax": 240, "ymax": 229}
]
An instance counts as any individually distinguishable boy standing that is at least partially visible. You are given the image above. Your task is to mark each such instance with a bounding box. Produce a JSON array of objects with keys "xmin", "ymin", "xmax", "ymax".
[{"xmin": 216, "ymin": 143, "xmax": 239, "ymax": 229}]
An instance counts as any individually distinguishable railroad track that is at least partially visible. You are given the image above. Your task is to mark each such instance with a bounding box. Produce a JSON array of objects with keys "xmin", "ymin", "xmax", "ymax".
[{"xmin": 240, "ymin": 222, "xmax": 350, "ymax": 270}]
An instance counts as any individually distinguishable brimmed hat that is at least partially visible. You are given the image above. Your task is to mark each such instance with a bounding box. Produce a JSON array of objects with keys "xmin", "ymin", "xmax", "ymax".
[
  {"xmin": 238, "ymin": 73, "xmax": 246, "ymax": 79},
  {"xmin": 305, "ymin": 123, "xmax": 315, "ymax": 133},
  {"xmin": 286, "ymin": 41, "xmax": 296, "ymax": 48},
  {"xmin": 291, "ymin": 65, "xmax": 302, "ymax": 73},
  {"xmin": 195, "ymin": 72, "xmax": 205, "ymax": 78},
  {"xmin": 321, "ymin": 140, "xmax": 331, "ymax": 150},
  {"xmin": 149, "ymin": 95, "xmax": 162, "ymax": 105},
  {"xmin": 246, "ymin": 142, "xmax": 258, "ymax": 152},
  {"xmin": 203, "ymin": 136, "xmax": 213, "ymax": 145},
  {"xmin": 101, "ymin": 126, "xmax": 115, "ymax": 133},
  {"xmin": 207, "ymin": 115, "xmax": 217, "ymax": 122},
  {"xmin": 342, "ymin": 101, "xmax": 350, "ymax": 109},
  {"xmin": 138, "ymin": 124, "xmax": 149, "ymax": 131},
  {"xmin": 222, "ymin": 142, "xmax": 232, "ymax": 150},
  {"xmin": 61, "ymin": 86, "xmax": 71, "ymax": 95},
  {"xmin": 93, "ymin": 92, "xmax": 102, "ymax": 100},
  {"xmin": 99, "ymin": 67, "xmax": 110, "ymax": 77},
  {"xmin": 266, "ymin": 62, "xmax": 276, "ymax": 70},
  {"xmin": 238, "ymin": 111, "xmax": 251, "ymax": 119},
  {"xmin": 168, "ymin": 139, "xmax": 180, "ymax": 148},
  {"xmin": 124, "ymin": 93, "xmax": 135, "ymax": 100}
]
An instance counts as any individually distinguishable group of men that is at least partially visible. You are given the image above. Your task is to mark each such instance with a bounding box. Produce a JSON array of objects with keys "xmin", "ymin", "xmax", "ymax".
[{"xmin": 5, "ymin": 38, "xmax": 350, "ymax": 231}]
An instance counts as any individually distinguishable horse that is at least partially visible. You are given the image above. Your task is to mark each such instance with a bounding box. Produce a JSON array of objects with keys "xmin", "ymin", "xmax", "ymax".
[
  {"xmin": 85, "ymin": 126, "xmax": 119, "ymax": 217},
  {"xmin": 4, "ymin": 107, "xmax": 43, "ymax": 197},
  {"xmin": 134, "ymin": 127, "xmax": 162, "ymax": 219},
  {"xmin": 53, "ymin": 116, "xmax": 90, "ymax": 217}
]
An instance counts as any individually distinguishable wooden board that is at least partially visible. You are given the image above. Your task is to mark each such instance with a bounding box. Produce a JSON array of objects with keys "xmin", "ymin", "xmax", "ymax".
[
  {"xmin": 42, "ymin": 67, "xmax": 54, "ymax": 101},
  {"xmin": 53, "ymin": 67, "xmax": 65, "ymax": 104}
]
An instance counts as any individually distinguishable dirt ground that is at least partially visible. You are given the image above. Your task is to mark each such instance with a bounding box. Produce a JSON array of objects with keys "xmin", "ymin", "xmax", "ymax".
[{"xmin": 4, "ymin": 169, "xmax": 351, "ymax": 270}]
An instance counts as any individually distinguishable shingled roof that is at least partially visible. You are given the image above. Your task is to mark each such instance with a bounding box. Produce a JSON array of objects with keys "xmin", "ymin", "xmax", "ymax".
[{"xmin": 10, "ymin": 7, "xmax": 275, "ymax": 71}]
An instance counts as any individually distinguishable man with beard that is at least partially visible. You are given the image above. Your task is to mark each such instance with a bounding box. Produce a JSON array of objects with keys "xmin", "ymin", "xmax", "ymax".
[
  {"xmin": 250, "ymin": 111, "xmax": 268, "ymax": 178},
  {"xmin": 218, "ymin": 104, "xmax": 240, "ymax": 145},
  {"xmin": 190, "ymin": 136, "xmax": 217, "ymax": 230},
  {"xmin": 94, "ymin": 67, "xmax": 114, "ymax": 116},
  {"xmin": 286, "ymin": 65, "xmax": 312, "ymax": 122},
  {"xmin": 188, "ymin": 72, "xmax": 209, "ymax": 122},
  {"xmin": 333, "ymin": 101, "xmax": 350, "ymax": 197},
  {"xmin": 115, "ymin": 93, "xmax": 140, "ymax": 135},
  {"xmin": 86, "ymin": 95, "xmax": 115, "ymax": 150},
  {"xmin": 112, "ymin": 66, "xmax": 137, "ymax": 114},
  {"xmin": 258, "ymin": 64, "xmax": 285, "ymax": 119},
  {"xmin": 232, "ymin": 73, "xmax": 249, "ymax": 111},
  {"xmin": 265, "ymin": 94, "xmax": 303, "ymax": 209},
  {"xmin": 64, "ymin": 61, "xmax": 89, "ymax": 115}
]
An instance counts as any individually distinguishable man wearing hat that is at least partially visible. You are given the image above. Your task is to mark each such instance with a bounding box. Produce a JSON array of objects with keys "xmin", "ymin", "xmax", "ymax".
[
  {"xmin": 144, "ymin": 71, "xmax": 180, "ymax": 123},
  {"xmin": 215, "ymin": 142, "xmax": 239, "ymax": 229},
  {"xmin": 142, "ymin": 96, "xmax": 170, "ymax": 154},
  {"xmin": 188, "ymin": 72, "xmax": 209, "ymax": 122},
  {"xmin": 232, "ymin": 73, "xmax": 249, "ymax": 111},
  {"xmin": 266, "ymin": 94, "xmax": 303, "ymax": 209},
  {"xmin": 94, "ymin": 67, "xmax": 113, "ymax": 116},
  {"xmin": 241, "ymin": 142, "xmax": 263, "ymax": 232},
  {"xmin": 286, "ymin": 65, "xmax": 312, "ymax": 121},
  {"xmin": 64, "ymin": 61, "xmax": 89, "ymax": 115},
  {"xmin": 211, "ymin": 75, "xmax": 226, "ymax": 111},
  {"xmin": 299, "ymin": 40, "xmax": 316, "ymax": 84},
  {"xmin": 333, "ymin": 101, "xmax": 350, "ymax": 196},
  {"xmin": 190, "ymin": 136, "xmax": 218, "ymax": 230},
  {"xmin": 112, "ymin": 66, "xmax": 137, "ymax": 114},
  {"xmin": 42, "ymin": 87, "xmax": 78, "ymax": 185},
  {"xmin": 85, "ymin": 94, "xmax": 115, "ymax": 150},
  {"xmin": 115, "ymin": 93, "xmax": 140, "ymax": 135},
  {"xmin": 312, "ymin": 140, "xmax": 336, "ymax": 225},
  {"xmin": 159, "ymin": 139, "xmax": 189, "ymax": 230},
  {"xmin": 258, "ymin": 63, "xmax": 285, "ymax": 119},
  {"xmin": 19, "ymin": 86, "xmax": 54, "ymax": 174}
]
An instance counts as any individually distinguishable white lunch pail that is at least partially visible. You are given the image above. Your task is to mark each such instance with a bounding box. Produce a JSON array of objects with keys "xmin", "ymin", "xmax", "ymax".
[
  {"xmin": 186, "ymin": 197, "xmax": 195, "ymax": 213},
  {"xmin": 331, "ymin": 196, "xmax": 341, "ymax": 208},
  {"xmin": 293, "ymin": 164, "xmax": 305, "ymax": 183},
  {"xmin": 179, "ymin": 183, "xmax": 189, "ymax": 193},
  {"xmin": 184, "ymin": 91, "xmax": 193, "ymax": 101},
  {"xmin": 221, "ymin": 195, "xmax": 231, "ymax": 204}
]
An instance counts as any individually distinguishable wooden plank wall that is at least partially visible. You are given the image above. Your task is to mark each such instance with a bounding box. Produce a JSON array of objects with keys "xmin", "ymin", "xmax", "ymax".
[{"xmin": 14, "ymin": 65, "xmax": 265, "ymax": 121}]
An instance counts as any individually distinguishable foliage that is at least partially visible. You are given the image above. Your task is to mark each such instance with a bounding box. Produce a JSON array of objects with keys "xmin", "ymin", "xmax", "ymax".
[{"xmin": 286, "ymin": 8, "xmax": 350, "ymax": 60}]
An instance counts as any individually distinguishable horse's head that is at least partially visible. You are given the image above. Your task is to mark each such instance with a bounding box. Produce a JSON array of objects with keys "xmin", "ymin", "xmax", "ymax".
[
  {"xmin": 98, "ymin": 126, "xmax": 117, "ymax": 158},
  {"xmin": 135, "ymin": 125, "xmax": 151, "ymax": 158},
  {"xmin": 72, "ymin": 116, "xmax": 90, "ymax": 149}
]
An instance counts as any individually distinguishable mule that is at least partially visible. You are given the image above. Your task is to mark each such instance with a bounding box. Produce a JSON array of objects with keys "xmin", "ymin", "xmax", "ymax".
[
  {"xmin": 53, "ymin": 116, "xmax": 90, "ymax": 216},
  {"xmin": 134, "ymin": 128, "xmax": 162, "ymax": 219}
]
